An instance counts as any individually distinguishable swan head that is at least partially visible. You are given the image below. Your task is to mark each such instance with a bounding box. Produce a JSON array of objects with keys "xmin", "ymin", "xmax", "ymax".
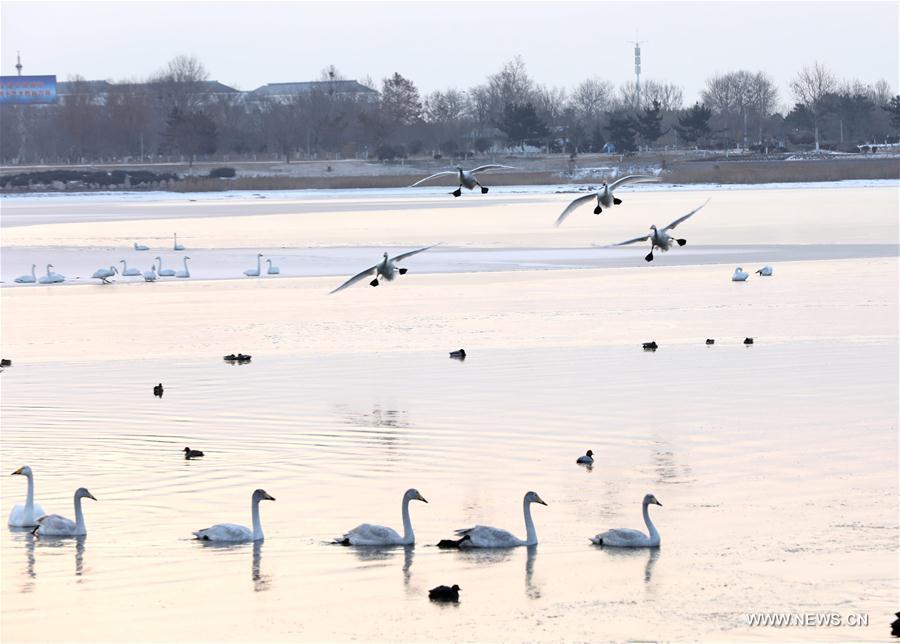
[
  {"xmin": 525, "ymin": 491, "xmax": 547, "ymax": 506},
  {"xmin": 650, "ymin": 225, "xmax": 658, "ymax": 231},
  {"xmin": 383, "ymin": 252, "xmax": 389, "ymax": 259},
  {"xmin": 643, "ymin": 493, "xmax": 662, "ymax": 507},
  {"xmin": 404, "ymin": 488, "xmax": 428, "ymax": 504},
  {"xmin": 253, "ymin": 489, "xmax": 275, "ymax": 503},
  {"xmin": 11, "ymin": 465, "xmax": 33, "ymax": 477},
  {"xmin": 735, "ymin": 267, "xmax": 743, "ymax": 272},
  {"xmin": 75, "ymin": 488, "xmax": 97, "ymax": 501}
]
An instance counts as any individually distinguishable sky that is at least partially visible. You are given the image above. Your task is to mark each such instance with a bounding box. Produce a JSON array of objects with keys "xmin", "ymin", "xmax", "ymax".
[{"xmin": 1, "ymin": 1, "xmax": 898, "ymax": 109}]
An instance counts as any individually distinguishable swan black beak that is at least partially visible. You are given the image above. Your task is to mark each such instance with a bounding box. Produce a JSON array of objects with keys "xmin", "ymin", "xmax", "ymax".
[
  {"xmin": 655, "ymin": 501, "xmax": 663, "ymax": 507},
  {"xmin": 87, "ymin": 493, "xmax": 97, "ymax": 501},
  {"xmin": 419, "ymin": 496, "xmax": 428, "ymax": 503},
  {"xmin": 266, "ymin": 494, "xmax": 276, "ymax": 501}
]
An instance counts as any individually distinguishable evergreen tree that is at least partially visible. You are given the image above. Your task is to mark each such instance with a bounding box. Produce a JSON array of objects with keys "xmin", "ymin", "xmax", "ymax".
[
  {"xmin": 675, "ymin": 102, "xmax": 712, "ymax": 146},
  {"xmin": 162, "ymin": 108, "xmax": 218, "ymax": 167},
  {"xmin": 634, "ymin": 100, "xmax": 667, "ymax": 147},
  {"xmin": 499, "ymin": 102, "xmax": 549, "ymax": 150},
  {"xmin": 605, "ymin": 111, "xmax": 637, "ymax": 152}
]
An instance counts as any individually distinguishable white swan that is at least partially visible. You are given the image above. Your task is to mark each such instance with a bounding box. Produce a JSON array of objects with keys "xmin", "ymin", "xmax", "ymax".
[
  {"xmin": 450, "ymin": 491, "xmax": 547, "ymax": 548},
  {"xmin": 134, "ymin": 242, "xmax": 150, "ymax": 251},
  {"xmin": 91, "ymin": 265, "xmax": 118, "ymax": 284},
  {"xmin": 175, "ymin": 256, "xmax": 191, "ymax": 278},
  {"xmin": 38, "ymin": 264, "xmax": 64, "ymax": 284},
  {"xmin": 554, "ymin": 175, "xmax": 660, "ymax": 226},
  {"xmin": 119, "ymin": 259, "xmax": 141, "ymax": 276},
  {"xmin": 266, "ymin": 258, "xmax": 280, "ymax": 275},
  {"xmin": 590, "ymin": 493, "xmax": 662, "ymax": 547},
  {"xmin": 193, "ymin": 489, "xmax": 275, "ymax": 542},
  {"xmin": 756, "ymin": 265, "xmax": 773, "ymax": 276},
  {"xmin": 329, "ymin": 244, "xmax": 438, "ymax": 294},
  {"xmin": 14, "ymin": 264, "xmax": 36, "ymax": 283},
  {"xmin": 336, "ymin": 488, "xmax": 427, "ymax": 546},
  {"xmin": 173, "ymin": 233, "xmax": 184, "ymax": 251},
  {"xmin": 732, "ymin": 267, "xmax": 749, "ymax": 282},
  {"xmin": 33, "ymin": 487, "xmax": 96, "ymax": 537},
  {"xmin": 607, "ymin": 200, "xmax": 709, "ymax": 262},
  {"xmin": 244, "ymin": 253, "xmax": 263, "ymax": 277},
  {"xmin": 410, "ymin": 165, "xmax": 516, "ymax": 197},
  {"xmin": 8, "ymin": 465, "xmax": 47, "ymax": 528},
  {"xmin": 576, "ymin": 450, "xmax": 594, "ymax": 465},
  {"xmin": 143, "ymin": 265, "xmax": 158, "ymax": 282},
  {"xmin": 155, "ymin": 256, "xmax": 176, "ymax": 277}
]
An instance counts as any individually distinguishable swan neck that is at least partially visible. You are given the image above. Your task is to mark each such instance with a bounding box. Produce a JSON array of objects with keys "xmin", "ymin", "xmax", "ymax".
[
  {"xmin": 24, "ymin": 471, "xmax": 35, "ymax": 513},
  {"xmin": 643, "ymin": 502, "xmax": 659, "ymax": 542},
  {"xmin": 401, "ymin": 496, "xmax": 414, "ymax": 543},
  {"xmin": 251, "ymin": 497, "xmax": 263, "ymax": 540},
  {"xmin": 523, "ymin": 498, "xmax": 537, "ymax": 545},
  {"xmin": 74, "ymin": 493, "xmax": 86, "ymax": 532}
]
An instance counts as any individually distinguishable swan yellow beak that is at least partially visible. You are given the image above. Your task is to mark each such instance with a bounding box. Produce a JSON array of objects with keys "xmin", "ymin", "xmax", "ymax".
[{"xmin": 11, "ymin": 467, "xmax": 23, "ymax": 475}]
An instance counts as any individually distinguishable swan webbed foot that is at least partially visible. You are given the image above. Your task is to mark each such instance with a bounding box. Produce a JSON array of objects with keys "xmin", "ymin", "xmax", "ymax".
[
  {"xmin": 451, "ymin": 188, "xmax": 462, "ymax": 197},
  {"xmin": 398, "ymin": 268, "xmax": 408, "ymax": 275},
  {"xmin": 645, "ymin": 252, "xmax": 654, "ymax": 262},
  {"xmin": 613, "ymin": 197, "xmax": 623, "ymax": 205},
  {"xmin": 593, "ymin": 206, "xmax": 602, "ymax": 214},
  {"xmin": 676, "ymin": 238, "xmax": 687, "ymax": 246},
  {"xmin": 369, "ymin": 279, "xmax": 379, "ymax": 287},
  {"xmin": 480, "ymin": 186, "xmax": 489, "ymax": 194}
]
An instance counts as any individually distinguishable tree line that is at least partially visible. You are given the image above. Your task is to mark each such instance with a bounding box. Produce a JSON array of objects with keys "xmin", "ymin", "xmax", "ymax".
[{"xmin": 1, "ymin": 54, "xmax": 897, "ymax": 165}]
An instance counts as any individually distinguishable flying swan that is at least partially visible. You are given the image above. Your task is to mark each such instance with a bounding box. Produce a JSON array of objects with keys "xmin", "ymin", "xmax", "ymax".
[
  {"xmin": 329, "ymin": 244, "xmax": 438, "ymax": 294},
  {"xmin": 410, "ymin": 165, "xmax": 515, "ymax": 197},
  {"xmin": 606, "ymin": 199, "xmax": 709, "ymax": 262},
  {"xmin": 32, "ymin": 487, "xmax": 96, "ymax": 537},
  {"xmin": 335, "ymin": 488, "xmax": 428, "ymax": 546},
  {"xmin": 193, "ymin": 489, "xmax": 275, "ymax": 542},
  {"xmin": 441, "ymin": 491, "xmax": 547, "ymax": 548},
  {"xmin": 590, "ymin": 493, "xmax": 662, "ymax": 547},
  {"xmin": 8, "ymin": 465, "xmax": 47, "ymax": 528},
  {"xmin": 554, "ymin": 175, "xmax": 660, "ymax": 226}
]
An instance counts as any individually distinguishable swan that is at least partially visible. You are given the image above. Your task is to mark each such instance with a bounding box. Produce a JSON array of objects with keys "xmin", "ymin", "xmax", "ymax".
[
  {"xmin": 14, "ymin": 265, "xmax": 36, "ymax": 283},
  {"xmin": 143, "ymin": 265, "xmax": 158, "ymax": 282},
  {"xmin": 335, "ymin": 488, "xmax": 427, "ymax": 546},
  {"xmin": 32, "ymin": 487, "xmax": 96, "ymax": 537},
  {"xmin": 266, "ymin": 258, "xmax": 280, "ymax": 275},
  {"xmin": 554, "ymin": 175, "xmax": 660, "ymax": 226},
  {"xmin": 756, "ymin": 265, "xmax": 773, "ymax": 276},
  {"xmin": 590, "ymin": 493, "xmax": 662, "ymax": 547},
  {"xmin": 119, "ymin": 259, "xmax": 141, "ymax": 276},
  {"xmin": 173, "ymin": 233, "xmax": 184, "ymax": 251},
  {"xmin": 577, "ymin": 450, "xmax": 594, "ymax": 465},
  {"xmin": 155, "ymin": 256, "xmax": 176, "ymax": 277},
  {"xmin": 329, "ymin": 244, "xmax": 438, "ymax": 294},
  {"xmin": 38, "ymin": 264, "xmax": 64, "ymax": 284},
  {"xmin": 732, "ymin": 267, "xmax": 749, "ymax": 282},
  {"xmin": 605, "ymin": 200, "xmax": 709, "ymax": 262},
  {"xmin": 193, "ymin": 489, "xmax": 275, "ymax": 542},
  {"xmin": 175, "ymin": 256, "xmax": 191, "ymax": 278},
  {"xmin": 244, "ymin": 253, "xmax": 263, "ymax": 277},
  {"xmin": 134, "ymin": 242, "xmax": 150, "ymax": 251},
  {"xmin": 91, "ymin": 265, "xmax": 118, "ymax": 284},
  {"xmin": 444, "ymin": 491, "xmax": 547, "ymax": 548},
  {"xmin": 410, "ymin": 164, "xmax": 515, "ymax": 197},
  {"xmin": 8, "ymin": 465, "xmax": 47, "ymax": 527}
]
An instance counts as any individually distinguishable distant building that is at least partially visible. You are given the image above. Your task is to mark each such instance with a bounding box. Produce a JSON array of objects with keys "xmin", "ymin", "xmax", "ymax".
[
  {"xmin": 55, "ymin": 79, "xmax": 242, "ymax": 106},
  {"xmin": 251, "ymin": 80, "xmax": 379, "ymax": 104}
]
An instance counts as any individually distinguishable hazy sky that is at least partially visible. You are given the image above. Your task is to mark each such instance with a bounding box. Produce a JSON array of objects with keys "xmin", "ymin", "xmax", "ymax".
[{"xmin": 2, "ymin": 1, "xmax": 897, "ymax": 108}]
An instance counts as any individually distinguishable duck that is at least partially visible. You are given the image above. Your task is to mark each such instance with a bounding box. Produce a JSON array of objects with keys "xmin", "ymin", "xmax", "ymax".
[
  {"xmin": 554, "ymin": 175, "xmax": 660, "ymax": 226},
  {"xmin": 91, "ymin": 265, "xmax": 118, "ymax": 284},
  {"xmin": 14, "ymin": 264, "xmax": 37, "ymax": 283},
  {"xmin": 119, "ymin": 259, "xmax": 141, "ymax": 276},
  {"xmin": 590, "ymin": 493, "xmax": 662, "ymax": 547},
  {"xmin": 329, "ymin": 245, "xmax": 438, "ymax": 293},
  {"xmin": 32, "ymin": 487, "xmax": 96, "ymax": 537},
  {"xmin": 193, "ymin": 489, "xmax": 274, "ymax": 542},
  {"xmin": 576, "ymin": 450, "xmax": 594, "ymax": 465},
  {"xmin": 605, "ymin": 200, "xmax": 709, "ymax": 262},
  {"xmin": 428, "ymin": 584, "xmax": 461, "ymax": 602},
  {"xmin": 706, "ymin": 339, "xmax": 715, "ymax": 345},
  {"xmin": 173, "ymin": 233, "xmax": 184, "ymax": 251},
  {"xmin": 153, "ymin": 383, "xmax": 163, "ymax": 397},
  {"xmin": 449, "ymin": 349, "xmax": 466, "ymax": 360},
  {"xmin": 335, "ymin": 488, "xmax": 427, "ymax": 546},
  {"xmin": 756, "ymin": 265, "xmax": 773, "ymax": 276},
  {"xmin": 183, "ymin": 447, "xmax": 204, "ymax": 459},
  {"xmin": 8, "ymin": 465, "xmax": 47, "ymax": 528},
  {"xmin": 732, "ymin": 267, "xmax": 749, "ymax": 282},
  {"xmin": 266, "ymin": 259, "xmax": 280, "ymax": 275},
  {"xmin": 134, "ymin": 242, "xmax": 150, "ymax": 251},
  {"xmin": 409, "ymin": 165, "xmax": 515, "ymax": 197},
  {"xmin": 744, "ymin": 337, "xmax": 754, "ymax": 345},
  {"xmin": 441, "ymin": 491, "xmax": 547, "ymax": 548},
  {"xmin": 642, "ymin": 341, "xmax": 658, "ymax": 351},
  {"xmin": 143, "ymin": 265, "xmax": 158, "ymax": 282},
  {"xmin": 155, "ymin": 256, "xmax": 176, "ymax": 277},
  {"xmin": 175, "ymin": 256, "xmax": 191, "ymax": 278}
]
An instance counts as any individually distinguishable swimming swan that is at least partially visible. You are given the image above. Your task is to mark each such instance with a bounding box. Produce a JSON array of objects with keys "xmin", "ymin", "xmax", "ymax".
[
  {"xmin": 119, "ymin": 260, "xmax": 141, "ymax": 276},
  {"xmin": 155, "ymin": 256, "xmax": 176, "ymax": 277},
  {"xmin": 244, "ymin": 253, "xmax": 263, "ymax": 277},
  {"xmin": 173, "ymin": 233, "xmax": 184, "ymax": 251},
  {"xmin": 410, "ymin": 165, "xmax": 516, "ymax": 197},
  {"xmin": 448, "ymin": 491, "xmax": 547, "ymax": 548},
  {"xmin": 175, "ymin": 256, "xmax": 191, "ymax": 278},
  {"xmin": 266, "ymin": 258, "xmax": 280, "ymax": 275},
  {"xmin": 329, "ymin": 244, "xmax": 438, "ymax": 294},
  {"xmin": 193, "ymin": 489, "xmax": 275, "ymax": 542},
  {"xmin": 590, "ymin": 493, "xmax": 662, "ymax": 547},
  {"xmin": 555, "ymin": 175, "xmax": 660, "ymax": 226},
  {"xmin": 143, "ymin": 265, "xmax": 158, "ymax": 282},
  {"xmin": 606, "ymin": 199, "xmax": 709, "ymax": 262},
  {"xmin": 335, "ymin": 488, "xmax": 427, "ymax": 546},
  {"xmin": 756, "ymin": 265, "xmax": 773, "ymax": 276},
  {"xmin": 732, "ymin": 267, "xmax": 749, "ymax": 282},
  {"xmin": 38, "ymin": 264, "xmax": 64, "ymax": 284},
  {"xmin": 134, "ymin": 242, "xmax": 150, "ymax": 251},
  {"xmin": 33, "ymin": 487, "xmax": 96, "ymax": 537},
  {"xmin": 91, "ymin": 265, "xmax": 118, "ymax": 284},
  {"xmin": 8, "ymin": 465, "xmax": 47, "ymax": 527},
  {"xmin": 14, "ymin": 265, "xmax": 36, "ymax": 283}
]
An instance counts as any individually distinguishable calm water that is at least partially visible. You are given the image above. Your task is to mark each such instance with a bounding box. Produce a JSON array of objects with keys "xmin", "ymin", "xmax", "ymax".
[{"xmin": 1, "ymin": 343, "xmax": 897, "ymax": 642}]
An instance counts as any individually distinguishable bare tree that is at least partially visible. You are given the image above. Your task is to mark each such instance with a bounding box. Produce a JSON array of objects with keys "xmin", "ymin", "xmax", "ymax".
[
  {"xmin": 572, "ymin": 77, "xmax": 613, "ymax": 121},
  {"xmin": 790, "ymin": 62, "xmax": 838, "ymax": 150}
]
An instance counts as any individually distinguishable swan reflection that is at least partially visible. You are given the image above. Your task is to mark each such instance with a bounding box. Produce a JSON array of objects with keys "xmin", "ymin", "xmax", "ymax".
[
  {"xmin": 252, "ymin": 541, "xmax": 270, "ymax": 592},
  {"xmin": 599, "ymin": 545, "xmax": 661, "ymax": 583}
]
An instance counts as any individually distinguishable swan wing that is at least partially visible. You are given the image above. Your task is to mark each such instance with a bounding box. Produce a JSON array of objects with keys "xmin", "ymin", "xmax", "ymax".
[
  {"xmin": 329, "ymin": 264, "xmax": 378, "ymax": 294},
  {"xmin": 609, "ymin": 233, "xmax": 652, "ymax": 247},
  {"xmin": 554, "ymin": 193, "xmax": 598, "ymax": 227},
  {"xmin": 470, "ymin": 164, "xmax": 515, "ymax": 174},
  {"xmin": 455, "ymin": 525, "xmax": 523, "ymax": 547},
  {"xmin": 193, "ymin": 523, "xmax": 253, "ymax": 542},
  {"xmin": 607, "ymin": 174, "xmax": 660, "ymax": 191},
  {"xmin": 35, "ymin": 514, "xmax": 78, "ymax": 536},
  {"xmin": 409, "ymin": 171, "xmax": 456, "ymax": 187},
  {"xmin": 340, "ymin": 523, "xmax": 403, "ymax": 545},
  {"xmin": 391, "ymin": 243, "xmax": 440, "ymax": 263},
  {"xmin": 590, "ymin": 528, "xmax": 650, "ymax": 547},
  {"xmin": 8, "ymin": 502, "xmax": 47, "ymax": 527},
  {"xmin": 663, "ymin": 198, "xmax": 710, "ymax": 232}
]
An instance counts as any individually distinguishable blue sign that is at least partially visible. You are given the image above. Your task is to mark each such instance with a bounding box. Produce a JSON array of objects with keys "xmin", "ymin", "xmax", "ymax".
[{"xmin": 0, "ymin": 75, "xmax": 57, "ymax": 104}]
